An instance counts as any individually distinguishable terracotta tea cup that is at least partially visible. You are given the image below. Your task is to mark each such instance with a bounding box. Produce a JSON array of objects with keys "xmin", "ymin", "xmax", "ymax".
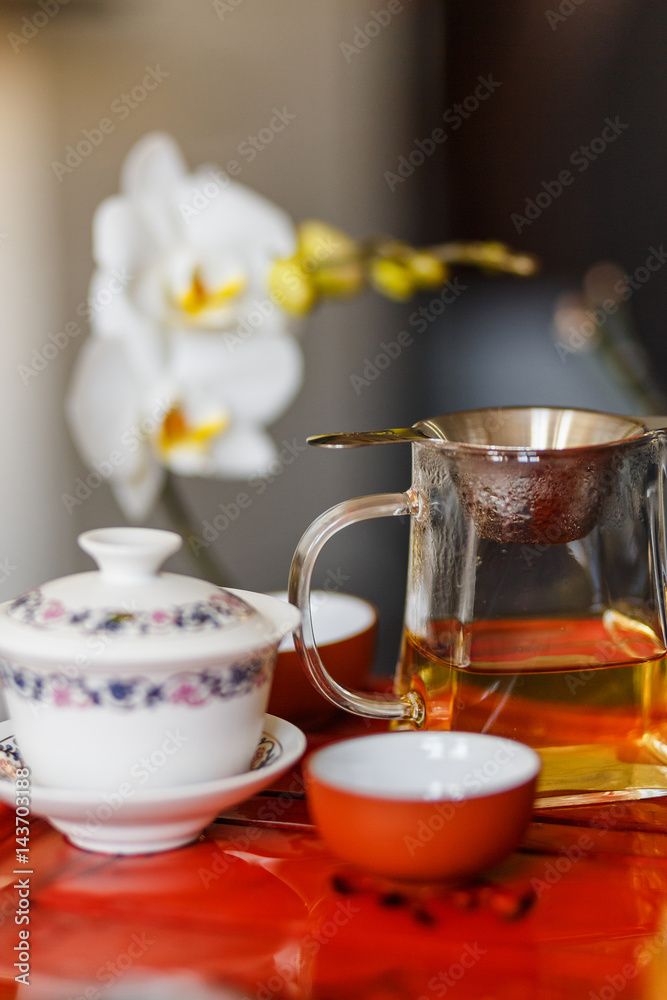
[
  {"xmin": 267, "ymin": 591, "xmax": 377, "ymax": 726},
  {"xmin": 305, "ymin": 730, "xmax": 540, "ymax": 881}
]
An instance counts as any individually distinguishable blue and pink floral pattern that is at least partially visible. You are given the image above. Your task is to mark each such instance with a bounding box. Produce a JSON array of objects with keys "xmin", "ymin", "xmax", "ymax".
[
  {"xmin": 250, "ymin": 734, "xmax": 282, "ymax": 770},
  {"xmin": 0, "ymin": 648, "xmax": 274, "ymax": 710},
  {"xmin": 0, "ymin": 738, "xmax": 25, "ymax": 780},
  {"xmin": 8, "ymin": 587, "xmax": 254, "ymax": 636}
]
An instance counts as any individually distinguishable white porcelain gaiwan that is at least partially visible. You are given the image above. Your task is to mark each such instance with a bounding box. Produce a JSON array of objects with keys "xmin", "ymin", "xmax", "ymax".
[{"xmin": 0, "ymin": 527, "xmax": 301, "ymax": 793}]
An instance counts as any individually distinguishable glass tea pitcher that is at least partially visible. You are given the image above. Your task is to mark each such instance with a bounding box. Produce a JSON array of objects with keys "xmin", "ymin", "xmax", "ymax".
[{"xmin": 288, "ymin": 406, "xmax": 667, "ymax": 803}]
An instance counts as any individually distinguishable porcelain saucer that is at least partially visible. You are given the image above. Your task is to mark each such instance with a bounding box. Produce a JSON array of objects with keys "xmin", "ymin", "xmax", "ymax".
[{"xmin": 0, "ymin": 715, "xmax": 306, "ymax": 855}]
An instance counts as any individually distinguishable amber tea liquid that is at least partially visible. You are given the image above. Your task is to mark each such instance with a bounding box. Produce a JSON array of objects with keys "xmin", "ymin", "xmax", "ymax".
[{"xmin": 399, "ymin": 614, "xmax": 667, "ymax": 796}]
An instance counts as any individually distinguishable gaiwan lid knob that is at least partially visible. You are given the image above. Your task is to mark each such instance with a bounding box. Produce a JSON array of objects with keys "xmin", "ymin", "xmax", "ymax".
[{"xmin": 78, "ymin": 527, "xmax": 183, "ymax": 582}]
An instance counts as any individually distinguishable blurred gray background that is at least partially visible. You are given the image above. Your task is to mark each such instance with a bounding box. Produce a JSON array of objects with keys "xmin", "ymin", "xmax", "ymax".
[{"xmin": 0, "ymin": 0, "xmax": 665, "ymax": 677}]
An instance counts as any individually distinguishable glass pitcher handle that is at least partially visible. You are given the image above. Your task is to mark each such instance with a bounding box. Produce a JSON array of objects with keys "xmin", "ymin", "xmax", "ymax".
[{"xmin": 288, "ymin": 492, "xmax": 425, "ymax": 724}]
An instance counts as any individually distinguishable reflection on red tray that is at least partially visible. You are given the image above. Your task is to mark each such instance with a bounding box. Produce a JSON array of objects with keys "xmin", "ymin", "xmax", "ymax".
[{"xmin": 0, "ymin": 715, "xmax": 666, "ymax": 998}]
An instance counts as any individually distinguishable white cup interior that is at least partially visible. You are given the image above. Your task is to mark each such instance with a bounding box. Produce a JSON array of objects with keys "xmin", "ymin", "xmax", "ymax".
[
  {"xmin": 269, "ymin": 591, "xmax": 376, "ymax": 651},
  {"xmin": 308, "ymin": 731, "xmax": 541, "ymax": 801}
]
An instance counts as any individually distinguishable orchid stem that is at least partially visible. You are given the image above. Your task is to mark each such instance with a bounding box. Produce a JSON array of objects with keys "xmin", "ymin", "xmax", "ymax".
[
  {"xmin": 317, "ymin": 238, "xmax": 539, "ymax": 278},
  {"xmin": 160, "ymin": 472, "xmax": 235, "ymax": 588}
]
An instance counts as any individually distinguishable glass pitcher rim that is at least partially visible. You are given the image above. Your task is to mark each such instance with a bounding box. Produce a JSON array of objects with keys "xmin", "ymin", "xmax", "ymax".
[{"xmin": 412, "ymin": 404, "xmax": 658, "ymax": 458}]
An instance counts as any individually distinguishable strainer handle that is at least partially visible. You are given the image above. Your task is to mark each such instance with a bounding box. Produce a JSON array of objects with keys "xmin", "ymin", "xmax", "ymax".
[{"xmin": 288, "ymin": 492, "xmax": 425, "ymax": 724}]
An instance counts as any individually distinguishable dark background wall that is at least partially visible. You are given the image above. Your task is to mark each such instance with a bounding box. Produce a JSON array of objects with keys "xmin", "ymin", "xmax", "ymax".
[{"xmin": 442, "ymin": 0, "xmax": 667, "ymax": 380}]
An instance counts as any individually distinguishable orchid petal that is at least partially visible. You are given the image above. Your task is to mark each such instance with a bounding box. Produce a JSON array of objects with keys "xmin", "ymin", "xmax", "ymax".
[
  {"xmin": 112, "ymin": 458, "xmax": 166, "ymax": 524},
  {"xmin": 220, "ymin": 334, "xmax": 304, "ymax": 424},
  {"xmin": 121, "ymin": 132, "xmax": 187, "ymax": 198},
  {"xmin": 187, "ymin": 178, "xmax": 296, "ymax": 260},
  {"xmin": 163, "ymin": 247, "xmax": 201, "ymax": 299},
  {"xmin": 208, "ymin": 425, "xmax": 279, "ymax": 479},
  {"xmin": 195, "ymin": 254, "xmax": 247, "ymax": 298},
  {"xmin": 65, "ymin": 339, "xmax": 167, "ymax": 521},
  {"xmin": 66, "ymin": 339, "xmax": 141, "ymax": 471},
  {"xmin": 169, "ymin": 330, "xmax": 303, "ymax": 425},
  {"xmin": 86, "ymin": 275, "xmax": 165, "ymax": 379},
  {"xmin": 92, "ymin": 196, "xmax": 154, "ymax": 273},
  {"xmin": 121, "ymin": 134, "xmax": 189, "ymax": 250}
]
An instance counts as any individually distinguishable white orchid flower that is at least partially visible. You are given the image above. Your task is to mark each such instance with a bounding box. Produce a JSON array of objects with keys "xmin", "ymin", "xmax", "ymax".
[
  {"xmin": 94, "ymin": 131, "xmax": 298, "ymax": 338},
  {"xmin": 66, "ymin": 133, "xmax": 304, "ymax": 522}
]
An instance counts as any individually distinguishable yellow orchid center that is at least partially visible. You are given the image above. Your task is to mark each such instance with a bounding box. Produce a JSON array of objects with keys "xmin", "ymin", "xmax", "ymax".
[
  {"xmin": 158, "ymin": 406, "xmax": 230, "ymax": 457},
  {"xmin": 176, "ymin": 269, "xmax": 246, "ymax": 316}
]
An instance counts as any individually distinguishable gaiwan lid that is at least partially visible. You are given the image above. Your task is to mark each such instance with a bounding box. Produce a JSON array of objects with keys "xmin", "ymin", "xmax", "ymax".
[{"xmin": 0, "ymin": 527, "xmax": 300, "ymax": 670}]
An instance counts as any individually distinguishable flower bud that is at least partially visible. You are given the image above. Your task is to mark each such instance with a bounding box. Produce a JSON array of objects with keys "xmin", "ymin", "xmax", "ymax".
[
  {"xmin": 407, "ymin": 252, "xmax": 448, "ymax": 289},
  {"xmin": 313, "ymin": 262, "xmax": 365, "ymax": 299},
  {"xmin": 369, "ymin": 258, "xmax": 416, "ymax": 301},
  {"xmin": 269, "ymin": 260, "xmax": 316, "ymax": 316}
]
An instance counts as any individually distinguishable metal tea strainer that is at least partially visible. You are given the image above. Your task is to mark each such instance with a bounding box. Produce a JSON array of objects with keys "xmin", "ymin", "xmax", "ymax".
[{"xmin": 308, "ymin": 406, "xmax": 658, "ymax": 545}]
